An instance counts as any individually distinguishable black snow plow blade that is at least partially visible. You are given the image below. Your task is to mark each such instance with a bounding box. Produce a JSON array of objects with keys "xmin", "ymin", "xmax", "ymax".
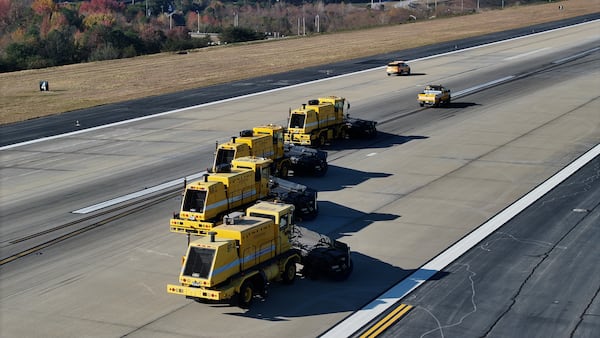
[
  {"xmin": 291, "ymin": 227, "xmax": 353, "ymax": 281},
  {"xmin": 345, "ymin": 116, "xmax": 377, "ymax": 139}
]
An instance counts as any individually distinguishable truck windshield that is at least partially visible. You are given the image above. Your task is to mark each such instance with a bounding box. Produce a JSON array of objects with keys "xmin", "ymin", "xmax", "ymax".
[
  {"xmin": 248, "ymin": 212, "xmax": 276, "ymax": 223},
  {"xmin": 182, "ymin": 189, "xmax": 207, "ymax": 213},
  {"xmin": 183, "ymin": 246, "xmax": 214, "ymax": 278},
  {"xmin": 214, "ymin": 149, "xmax": 235, "ymax": 169},
  {"xmin": 289, "ymin": 114, "xmax": 305, "ymax": 129}
]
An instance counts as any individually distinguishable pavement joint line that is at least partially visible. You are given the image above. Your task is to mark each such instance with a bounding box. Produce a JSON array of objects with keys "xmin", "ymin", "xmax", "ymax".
[{"xmin": 320, "ymin": 143, "xmax": 600, "ymax": 338}]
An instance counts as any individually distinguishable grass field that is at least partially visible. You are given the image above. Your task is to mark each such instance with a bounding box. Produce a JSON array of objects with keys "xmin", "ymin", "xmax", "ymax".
[{"xmin": 1, "ymin": 0, "xmax": 598, "ymax": 125}]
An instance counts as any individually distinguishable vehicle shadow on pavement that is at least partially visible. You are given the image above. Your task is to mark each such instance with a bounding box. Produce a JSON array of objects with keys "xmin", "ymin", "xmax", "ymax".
[
  {"xmin": 224, "ymin": 251, "xmax": 416, "ymax": 320},
  {"xmin": 438, "ymin": 102, "xmax": 479, "ymax": 109},
  {"xmin": 402, "ymin": 72, "xmax": 427, "ymax": 76},
  {"xmin": 324, "ymin": 132, "xmax": 428, "ymax": 151},
  {"xmin": 291, "ymin": 165, "xmax": 392, "ymax": 192},
  {"xmin": 300, "ymin": 200, "xmax": 399, "ymax": 235},
  {"xmin": 224, "ymin": 253, "xmax": 452, "ymax": 320}
]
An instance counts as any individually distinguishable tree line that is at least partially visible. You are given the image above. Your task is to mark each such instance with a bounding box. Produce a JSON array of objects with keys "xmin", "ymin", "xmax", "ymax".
[{"xmin": 0, "ymin": 0, "xmax": 543, "ymax": 73}]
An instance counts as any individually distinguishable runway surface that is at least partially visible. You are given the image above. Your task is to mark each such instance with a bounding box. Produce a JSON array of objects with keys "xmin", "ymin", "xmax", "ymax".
[{"xmin": 1, "ymin": 19, "xmax": 599, "ymax": 338}]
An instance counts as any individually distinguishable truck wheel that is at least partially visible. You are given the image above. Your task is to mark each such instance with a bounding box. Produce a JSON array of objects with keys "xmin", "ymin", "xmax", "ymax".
[
  {"xmin": 419, "ymin": 102, "xmax": 424, "ymax": 107},
  {"xmin": 279, "ymin": 163, "xmax": 289, "ymax": 178},
  {"xmin": 238, "ymin": 280, "xmax": 254, "ymax": 308},
  {"xmin": 333, "ymin": 258, "xmax": 353, "ymax": 282},
  {"xmin": 282, "ymin": 260, "xmax": 297, "ymax": 285},
  {"xmin": 302, "ymin": 266, "xmax": 318, "ymax": 280},
  {"xmin": 315, "ymin": 163, "xmax": 328, "ymax": 177},
  {"xmin": 368, "ymin": 127, "xmax": 377, "ymax": 139},
  {"xmin": 318, "ymin": 134, "xmax": 326, "ymax": 148}
]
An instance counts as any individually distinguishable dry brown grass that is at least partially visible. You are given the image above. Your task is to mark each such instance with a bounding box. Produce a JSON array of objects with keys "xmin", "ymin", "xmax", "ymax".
[{"xmin": 1, "ymin": 0, "xmax": 598, "ymax": 125}]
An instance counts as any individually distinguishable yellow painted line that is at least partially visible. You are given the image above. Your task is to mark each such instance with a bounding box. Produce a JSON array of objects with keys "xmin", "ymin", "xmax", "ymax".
[{"xmin": 360, "ymin": 304, "xmax": 413, "ymax": 338}]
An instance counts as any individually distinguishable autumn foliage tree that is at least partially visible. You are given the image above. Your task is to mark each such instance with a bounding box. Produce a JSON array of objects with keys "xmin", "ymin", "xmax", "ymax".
[{"xmin": 0, "ymin": 0, "xmax": 517, "ymax": 73}]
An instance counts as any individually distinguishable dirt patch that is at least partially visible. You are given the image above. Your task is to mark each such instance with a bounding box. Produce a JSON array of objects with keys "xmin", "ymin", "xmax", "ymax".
[{"xmin": 0, "ymin": 0, "xmax": 598, "ymax": 125}]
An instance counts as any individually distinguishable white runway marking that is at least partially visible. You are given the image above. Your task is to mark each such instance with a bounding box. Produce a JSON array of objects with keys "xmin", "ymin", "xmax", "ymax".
[{"xmin": 321, "ymin": 144, "xmax": 599, "ymax": 337}]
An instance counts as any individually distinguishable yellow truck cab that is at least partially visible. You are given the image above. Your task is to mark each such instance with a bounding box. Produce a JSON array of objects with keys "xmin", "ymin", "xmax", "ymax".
[
  {"xmin": 285, "ymin": 96, "xmax": 347, "ymax": 147},
  {"xmin": 213, "ymin": 125, "xmax": 284, "ymax": 173},
  {"xmin": 167, "ymin": 201, "xmax": 301, "ymax": 308},
  {"xmin": 170, "ymin": 156, "xmax": 273, "ymax": 235},
  {"xmin": 386, "ymin": 61, "xmax": 411, "ymax": 76}
]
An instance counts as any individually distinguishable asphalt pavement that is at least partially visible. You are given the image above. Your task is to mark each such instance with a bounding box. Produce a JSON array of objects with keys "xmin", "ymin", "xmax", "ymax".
[{"xmin": 377, "ymin": 156, "xmax": 600, "ymax": 337}]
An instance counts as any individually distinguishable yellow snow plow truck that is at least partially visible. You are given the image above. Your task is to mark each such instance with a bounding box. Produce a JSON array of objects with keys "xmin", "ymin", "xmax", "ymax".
[
  {"xmin": 167, "ymin": 201, "xmax": 353, "ymax": 308},
  {"xmin": 213, "ymin": 124, "xmax": 328, "ymax": 177},
  {"xmin": 285, "ymin": 96, "xmax": 377, "ymax": 147},
  {"xmin": 417, "ymin": 85, "xmax": 451, "ymax": 107},
  {"xmin": 169, "ymin": 156, "xmax": 318, "ymax": 236},
  {"xmin": 167, "ymin": 201, "xmax": 302, "ymax": 308}
]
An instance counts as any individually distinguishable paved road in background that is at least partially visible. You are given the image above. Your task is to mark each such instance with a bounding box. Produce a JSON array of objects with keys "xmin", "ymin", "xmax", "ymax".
[{"xmin": 1, "ymin": 13, "xmax": 599, "ymax": 147}]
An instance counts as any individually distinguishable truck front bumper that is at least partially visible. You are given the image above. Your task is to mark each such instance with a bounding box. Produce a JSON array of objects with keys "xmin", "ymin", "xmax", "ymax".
[
  {"xmin": 169, "ymin": 218, "xmax": 217, "ymax": 235},
  {"xmin": 286, "ymin": 133, "xmax": 313, "ymax": 146},
  {"xmin": 167, "ymin": 284, "xmax": 235, "ymax": 301}
]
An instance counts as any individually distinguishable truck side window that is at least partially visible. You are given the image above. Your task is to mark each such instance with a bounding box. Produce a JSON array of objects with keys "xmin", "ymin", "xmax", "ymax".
[{"xmin": 280, "ymin": 216, "xmax": 288, "ymax": 229}]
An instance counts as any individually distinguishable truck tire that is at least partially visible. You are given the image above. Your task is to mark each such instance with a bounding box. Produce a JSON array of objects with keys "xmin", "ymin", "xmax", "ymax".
[
  {"xmin": 368, "ymin": 126, "xmax": 377, "ymax": 139},
  {"xmin": 279, "ymin": 162, "xmax": 289, "ymax": 178},
  {"xmin": 332, "ymin": 258, "xmax": 353, "ymax": 282},
  {"xmin": 419, "ymin": 102, "xmax": 424, "ymax": 107},
  {"xmin": 314, "ymin": 162, "xmax": 328, "ymax": 177},
  {"xmin": 318, "ymin": 134, "xmax": 326, "ymax": 148},
  {"xmin": 282, "ymin": 260, "xmax": 297, "ymax": 285},
  {"xmin": 337, "ymin": 127, "xmax": 347, "ymax": 140},
  {"xmin": 237, "ymin": 280, "xmax": 254, "ymax": 308}
]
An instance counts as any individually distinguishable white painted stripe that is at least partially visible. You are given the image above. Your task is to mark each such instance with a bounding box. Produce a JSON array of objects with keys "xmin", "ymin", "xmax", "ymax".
[
  {"xmin": 321, "ymin": 143, "xmax": 600, "ymax": 337},
  {"xmin": 203, "ymin": 189, "xmax": 258, "ymax": 213},
  {"xmin": 504, "ymin": 47, "xmax": 551, "ymax": 61},
  {"xmin": 452, "ymin": 76, "xmax": 515, "ymax": 97},
  {"xmin": 72, "ymin": 171, "xmax": 207, "ymax": 214},
  {"xmin": 2, "ymin": 20, "xmax": 596, "ymax": 152},
  {"xmin": 553, "ymin": 46, "xmax": 600, "ymax": 64}
]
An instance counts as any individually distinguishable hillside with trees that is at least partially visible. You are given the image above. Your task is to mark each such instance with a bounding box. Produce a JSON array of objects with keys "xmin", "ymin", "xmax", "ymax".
[{"xmin": 0, "ymin": 0, "xmax": 547, "ymax": 72}]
